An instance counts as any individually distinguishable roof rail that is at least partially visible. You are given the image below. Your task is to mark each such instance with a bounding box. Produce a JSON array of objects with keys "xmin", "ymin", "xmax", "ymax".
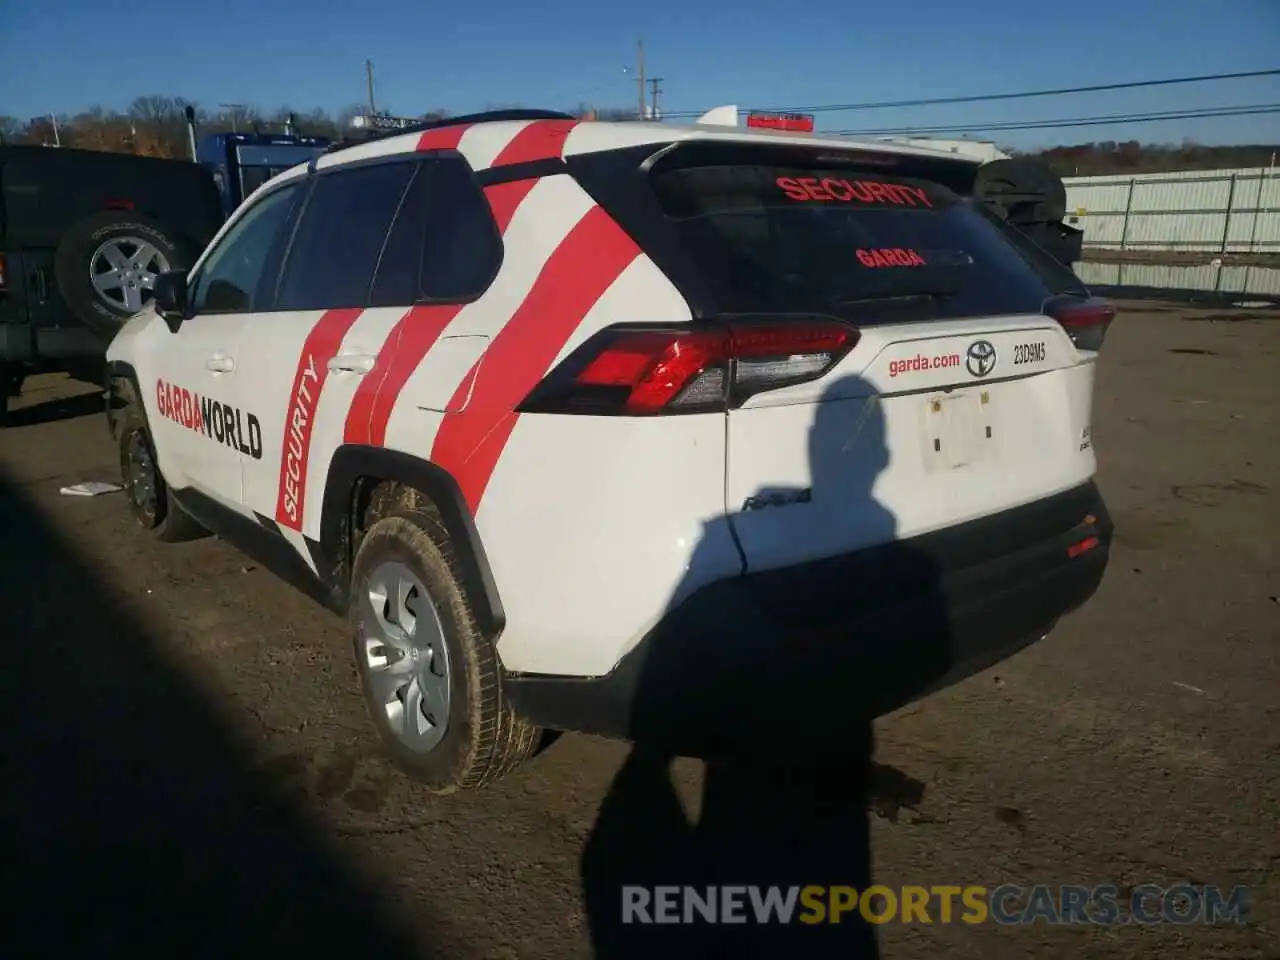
[{"xmin": 327, "ymin": 109, "xmax": 577, "ymax": 153}]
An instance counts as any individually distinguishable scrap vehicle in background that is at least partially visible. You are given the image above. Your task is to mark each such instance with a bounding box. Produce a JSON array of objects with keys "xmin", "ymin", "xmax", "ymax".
[
  {"xmin": 0, "ymin": 110, "xmax": 331, "ymax": 421},
  {"xmin": 187, "ymin": 108, "xmax": 332, "ymax": 219}
]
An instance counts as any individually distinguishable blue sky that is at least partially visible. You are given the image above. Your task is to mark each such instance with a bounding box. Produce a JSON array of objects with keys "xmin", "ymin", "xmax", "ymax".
[{"xmin": 2, "ymin": 0, "xmax": 1277, "ymax": 149}]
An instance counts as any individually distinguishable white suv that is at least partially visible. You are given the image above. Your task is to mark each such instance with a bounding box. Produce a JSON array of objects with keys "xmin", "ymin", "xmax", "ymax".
[{"xmin": 105, "ymin": 109, "xmax": 1114, "ymax": 791}]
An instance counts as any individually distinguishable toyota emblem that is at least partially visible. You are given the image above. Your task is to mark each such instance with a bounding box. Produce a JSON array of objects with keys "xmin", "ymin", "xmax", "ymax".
[{"xmin": 966, "ymin": 340, "xmax": 997, "ymax": 378}]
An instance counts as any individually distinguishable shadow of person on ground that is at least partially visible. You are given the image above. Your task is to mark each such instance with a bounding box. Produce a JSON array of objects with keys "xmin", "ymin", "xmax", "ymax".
[
  {"xmin": 0, "ymin": 465, "xmax": 451, "ymax": 957},
  {"xmin": 581, "ymin": 373, "xmax": 956, "ymax": 958}
]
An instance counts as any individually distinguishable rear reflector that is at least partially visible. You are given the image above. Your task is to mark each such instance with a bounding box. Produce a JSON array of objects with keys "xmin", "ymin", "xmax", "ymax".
[
  {"xmin": 520, "ymin": 320, "xmax": 857, "ymax": 415},
  {"xmin": 1045, "ymin": 295, "xmax": 1115, "ymax": 352},
  {"xmin": 1067, "ymin": 535, "xmax": 1099, "ymax": 559}
]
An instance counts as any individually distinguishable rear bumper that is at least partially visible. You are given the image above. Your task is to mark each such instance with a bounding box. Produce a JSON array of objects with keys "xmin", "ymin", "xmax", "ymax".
[{"xmin": 504, "ymin": 481, "xmax": 1112, "ymax": 750}]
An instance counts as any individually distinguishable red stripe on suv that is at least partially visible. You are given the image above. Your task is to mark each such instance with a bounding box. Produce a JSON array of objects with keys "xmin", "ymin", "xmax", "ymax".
[
  {"xmin": 345, "ymin": 305, "xmax": 466, "ymax": 447},
  {"xmin": 343, "ymin": 176, "xmax": 553, "ymax": 447},
  {"xmin": 416, "ymin": 125, "xmax": 473, "ymax": 152},
  {"xmin": 489, "ymin": 119, "xmax": 579, "ymax": 168},
  {"xmin": 275, "ymin": 307, "xmax": 364, "ymax": 531},
  {"xmin": 429, "ymin": 206, "xmax": 643, "ymax": 514}
]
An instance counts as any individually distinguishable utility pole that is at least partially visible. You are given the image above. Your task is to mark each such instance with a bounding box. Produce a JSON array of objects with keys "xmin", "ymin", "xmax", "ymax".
[
  {"xmin": 636, "ymin": 40, "xmax": 646, "ymax": 119},
  {"xmin": 366, "ymin": 59, "xmax": 378, "ymax": 115},
  {"xmin": 648, "ymin": 77, "xmax": 664, "ymax": 120},
  {"xmin": 219, "ymin": 103, "xmax": 245, "ymax": 133}
]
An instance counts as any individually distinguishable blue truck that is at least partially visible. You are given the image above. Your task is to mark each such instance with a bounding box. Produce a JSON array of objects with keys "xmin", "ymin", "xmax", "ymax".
[
  {"xmin": 184, "ymin": 108, "xmax": 333, "ymax": 218},
  {"xmin": 195, "ymin": 133, "xmax": 331, "ymax": 218}
]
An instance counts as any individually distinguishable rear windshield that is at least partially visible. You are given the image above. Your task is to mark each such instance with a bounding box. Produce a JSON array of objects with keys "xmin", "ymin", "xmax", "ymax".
[{"xmin": 648, "ymin": 160, "xmax": 1062, "ymax": 321}]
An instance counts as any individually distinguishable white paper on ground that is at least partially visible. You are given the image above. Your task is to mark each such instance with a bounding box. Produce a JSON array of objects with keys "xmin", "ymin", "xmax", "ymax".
[{"xmin": 59, "ymin": 481, "xmax": 124, "ymax": 497}]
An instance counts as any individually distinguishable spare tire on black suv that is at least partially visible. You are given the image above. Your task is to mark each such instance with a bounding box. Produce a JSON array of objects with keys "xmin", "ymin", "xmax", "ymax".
[
  {"xmin": 53, "ymin": 210, "xmax": 200, "ymax": 337},
  {"xmin": 1, "ymin": 143, "xmax": 223, "ymax": 422}
]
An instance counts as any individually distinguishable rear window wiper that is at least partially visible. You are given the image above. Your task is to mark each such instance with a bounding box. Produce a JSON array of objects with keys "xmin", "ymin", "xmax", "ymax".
[{"xmin": 834, "ymin": 288, "xmax": 957, "ymax": 306}]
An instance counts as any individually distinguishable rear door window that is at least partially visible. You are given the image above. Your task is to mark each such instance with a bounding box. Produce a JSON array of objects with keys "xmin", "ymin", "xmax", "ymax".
[
  {"xmin": 274, "ymin": 160, "xmax": 417, "ymax": 311},
  {"xmin": 649, "ymin": 159, "xmax": 1058, "ymax": 322}
]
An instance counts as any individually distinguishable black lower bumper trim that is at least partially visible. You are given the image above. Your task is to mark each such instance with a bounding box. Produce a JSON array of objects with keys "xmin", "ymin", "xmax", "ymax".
[{"xmin": 504, "ymin": 482, "xmax": 1112, "ymax": 752}]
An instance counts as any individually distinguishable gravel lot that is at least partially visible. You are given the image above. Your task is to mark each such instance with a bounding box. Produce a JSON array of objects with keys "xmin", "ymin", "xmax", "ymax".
[{"xmin": 2, "ymin": 299, "xmax": 1276, "ymax": 959}]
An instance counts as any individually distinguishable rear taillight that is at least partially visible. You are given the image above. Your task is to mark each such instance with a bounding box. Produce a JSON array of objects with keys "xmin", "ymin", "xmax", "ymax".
[
  {"xmin": 1046, "ymin": 294, "xmax": 1115, "ymax": 353},
  {"xmin": 0, "ymin": 254, "xmax": 7, "ymax": 291},
  {"xmin": 519, "ymin": 319, "xmax": 857, "ymax": 415}
]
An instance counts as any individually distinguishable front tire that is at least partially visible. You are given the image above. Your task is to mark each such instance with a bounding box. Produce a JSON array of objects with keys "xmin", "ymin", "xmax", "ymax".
[
  {"xmin": 117, "ymin": 404, "xmax": 205, "ymax": 542},
  {"xmin": 350, "ymin": 506, "xmax": 539, "ymax": 793}
]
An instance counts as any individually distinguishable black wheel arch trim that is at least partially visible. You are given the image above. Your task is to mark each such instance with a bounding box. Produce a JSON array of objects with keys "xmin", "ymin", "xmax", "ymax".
[
  {"xmin": 320, "ymin": 445, "xmax": 506, "ymax": 637},
  {"xmin": 104, "ymin": 359, "xmax": 143, "ymax": 439}
]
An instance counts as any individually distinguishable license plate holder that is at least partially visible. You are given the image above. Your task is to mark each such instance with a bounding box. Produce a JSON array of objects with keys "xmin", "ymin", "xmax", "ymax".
[{"xmin": 921, "ymin": 391, "xmax": 994, "ymax": 471}]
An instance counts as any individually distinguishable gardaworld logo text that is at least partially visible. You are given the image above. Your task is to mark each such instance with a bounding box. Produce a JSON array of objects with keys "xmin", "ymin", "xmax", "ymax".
[{"xmin": 155, "ymin": 378, "xmax": 263, "ymax": 460}]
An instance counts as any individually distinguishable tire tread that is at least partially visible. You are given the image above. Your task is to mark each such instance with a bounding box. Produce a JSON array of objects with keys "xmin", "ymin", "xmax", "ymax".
[
  {"xmin": 116, "ymin": 388, "xmax": 205, "ymax": 542},
  {"xmin": 352, "ymin": 504, "xmax": 539, "ymax": 793}
]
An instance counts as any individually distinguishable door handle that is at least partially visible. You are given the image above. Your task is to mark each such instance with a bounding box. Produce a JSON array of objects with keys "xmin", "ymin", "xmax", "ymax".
[
  {"xmin": 205, "ymin": 355, "xmax": 234, "ymax": 373},
  {"xmin": 33, "ymin": 266, "xmax": 50, "ymax": 303},
  {"xmin": 328, "ymin": 354, "xmax": 376, "ymax": 375}
]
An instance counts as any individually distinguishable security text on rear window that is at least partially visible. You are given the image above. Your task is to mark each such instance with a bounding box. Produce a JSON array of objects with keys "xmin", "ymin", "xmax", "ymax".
[
  {"xmin": 775, "ymin": 176, "xmax": 934, "ymax": 207},
  {"xmin": 648, "ymin": 159, "xmax": 1060, "ymax": 322}
]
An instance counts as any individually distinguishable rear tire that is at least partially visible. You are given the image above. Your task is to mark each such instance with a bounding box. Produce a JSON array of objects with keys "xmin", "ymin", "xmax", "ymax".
[
  {"xmin": 117, "ymin": 402, "xmax": 206, "ymax": 542},
  {"xmin": 350, "ymin": 505, "xmax": 540, "ymax": 793}
]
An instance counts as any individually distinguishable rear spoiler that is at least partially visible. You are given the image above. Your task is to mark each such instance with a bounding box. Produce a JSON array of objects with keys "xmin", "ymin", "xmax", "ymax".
[{"xmin": 691, "ymin": 105, "xmax": 1081, "ymax": 266}]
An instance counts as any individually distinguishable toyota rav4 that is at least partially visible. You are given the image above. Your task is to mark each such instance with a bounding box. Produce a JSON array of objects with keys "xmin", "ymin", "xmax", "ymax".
[{"xmin": 105, "ymin": 109, "xmax": 1114, "ymax": 792}]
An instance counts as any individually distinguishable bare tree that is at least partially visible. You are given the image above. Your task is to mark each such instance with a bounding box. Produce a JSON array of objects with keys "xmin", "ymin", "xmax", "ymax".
[{"xmin": 0, "ymin": 116, "xmax": 25, "ymax": 142}]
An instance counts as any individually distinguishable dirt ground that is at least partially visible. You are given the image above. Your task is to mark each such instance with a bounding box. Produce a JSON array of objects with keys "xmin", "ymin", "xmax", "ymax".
[{"xmin": 1, "ymin": 300, "xmax": 1277, "ymax": 959}]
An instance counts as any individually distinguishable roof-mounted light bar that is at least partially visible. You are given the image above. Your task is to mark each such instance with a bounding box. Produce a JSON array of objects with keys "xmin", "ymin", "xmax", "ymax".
[
  {"xmin": 693, "ymin": 106, "xmax": 817, "ymax": 133},
  {"xmin": 745, "ymin": 112, "xmax": 815, "ymax": 132}
]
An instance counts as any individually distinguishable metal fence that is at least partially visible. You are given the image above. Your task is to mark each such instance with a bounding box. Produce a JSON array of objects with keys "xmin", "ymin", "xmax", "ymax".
[
  {"xmin": 1064, "ymin": 166, "xmax": 1280, "ymax": 253},
  {"xmin": 1063, "ymin": 166, "xmax": 1280, "ymax": 298}
]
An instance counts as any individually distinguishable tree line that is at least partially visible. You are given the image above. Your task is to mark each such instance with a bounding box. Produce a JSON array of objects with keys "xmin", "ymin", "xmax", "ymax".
[
  {"xmin": 2, "ymin": 96, "xmax": 1275, "ymax": 178},
  {"xmin": 1028, "ymin": 139, "xmax": 1279, "ymax": 178},
  {"xmin": 0, "ymin": 96, "xmax": 641, "ymax": 159}
]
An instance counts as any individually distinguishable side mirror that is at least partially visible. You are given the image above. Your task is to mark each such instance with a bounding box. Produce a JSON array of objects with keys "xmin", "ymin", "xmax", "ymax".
[{"xmin": 153, "ymin": 270, "xmax": 190, "ymax": 333}]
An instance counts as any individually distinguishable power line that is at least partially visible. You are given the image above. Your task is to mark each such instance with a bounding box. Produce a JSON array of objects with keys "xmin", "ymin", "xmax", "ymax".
[
  {"xmin": 830, "ymin": 103, "xmax": 1280, "ymax": 137},
  {"xmin": 661, "ymin": 68, "xmax": 1280, "ymax": 119}
]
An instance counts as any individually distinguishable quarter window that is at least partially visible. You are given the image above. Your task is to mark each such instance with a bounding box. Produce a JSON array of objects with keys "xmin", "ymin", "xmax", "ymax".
[{"xmin": 369, "ymin": 156, "xmax": 502, "ymax": 306}]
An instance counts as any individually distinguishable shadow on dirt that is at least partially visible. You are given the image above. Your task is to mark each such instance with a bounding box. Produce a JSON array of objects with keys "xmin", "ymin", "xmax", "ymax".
[
  {"xmin": 0, "ymin": 465, "xmax": 450, "ymax": 957},
  {"xmin": 1, "ymin": 376, "xmax": 107, "ymax": 428},
  {"xmin": 580, "ymin": 373, "xmax": 970, "ymax": 959}
]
